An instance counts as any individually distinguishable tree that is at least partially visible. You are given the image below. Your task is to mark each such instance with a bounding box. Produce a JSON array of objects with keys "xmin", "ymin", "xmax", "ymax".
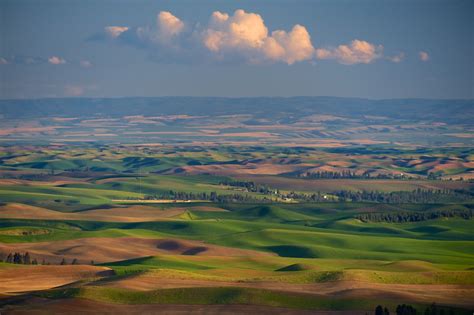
[
  {"xmin": 23, "ymin": 252, "xmax": 31, "ymax": 264},
  {"xmin": 375, "ymin": 305, "xmax": 384, "ymax": 315},
  {"xmin": 71, "ymin": 258, "xmax": 78, "ymax": 265},
  {"xmin": 13, "ymin": 252, "xmax": 23, "ymax": 264},
  {"xmin": 428, "ymin": 303, "xmax": 438, "ymax": 315},
  {"xmin": 60, "ymin": 258, "xmax": 67, "ymax": 265},
  {"xmin": 396, "ymin": 304, "xmax": 416, "ymax": 315},
  {"xmin": 6, "ymin": 253, "xmax": 13, "ymax": 263}
]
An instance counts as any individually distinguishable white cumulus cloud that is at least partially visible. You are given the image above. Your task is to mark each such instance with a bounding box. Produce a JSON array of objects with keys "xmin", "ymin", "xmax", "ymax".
[
  {"xmin": 387, "ymin": 52, "xmax": 405, "ymax": 63},
  {"xmin": 97, "ymin": 10, "xmax": 403, "ymax": 66},
  {"xmin": 315, "ymin": 40, "xmax": 383, "ymax": 65},
  {"xmin": 202, "ymin": 9, "xmax": 314, "ymax": 64},
  {"xmin": 48, "ymin": 56, "xmax": 66, "ymax": 65},
  {"xmin": 203, "ymin": 10, "xmax": 268, "ymax": 52},
  {"xmin": 134, "ymin": 11, "xmax": 185, "ymax": 47},
  {"xmin": 104, "ymin": 26, "xmax": 129, "ymax": 38},
  {"xmin": 419, "ymin": 51, "xmax": 429, "ymax": 61},
  {"xmin": 157, "ymin": 11, "xmax": 185, "ymax": 40},
  {"xmin": 262, "ymin": 25, "xmax": 315, "ymax": 65}
]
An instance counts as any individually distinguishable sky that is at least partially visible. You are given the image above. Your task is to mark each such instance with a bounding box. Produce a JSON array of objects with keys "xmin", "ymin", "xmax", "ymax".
[{"xmin": 0, "ymin": 0, "xmax": 473, "ymax": 99}]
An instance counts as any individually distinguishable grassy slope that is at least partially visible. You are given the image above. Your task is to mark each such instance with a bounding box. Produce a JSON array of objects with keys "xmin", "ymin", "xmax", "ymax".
[
  {"xmin": 1, "ymin": 205, "xmax": 473, "ymax": 266},
  {"xmin": 0, "ymin": 211, "xmax": 472, "ymax": 312},
  {"xmin": 36, "ymin": 286, "xmax": 472, "ymax": 314},
  {"xmin": 0, "ymin": 174, "xmax": 272, "ymax": 205}
]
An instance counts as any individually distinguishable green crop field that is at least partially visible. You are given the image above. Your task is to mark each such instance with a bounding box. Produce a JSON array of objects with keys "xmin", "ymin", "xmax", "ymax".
[{"xmin": 0, "ymin": 143, "xmax": 472, "ymax": 314}]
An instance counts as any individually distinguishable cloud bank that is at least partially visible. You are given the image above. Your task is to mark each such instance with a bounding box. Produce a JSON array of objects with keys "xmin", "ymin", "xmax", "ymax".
[
  {"xmin": 2, "ymin": 9, "xmax": 407, "ymax": 67},
  {"xmin": 101, "ymin": 9, "xmax": 402, "ymax": 66}
]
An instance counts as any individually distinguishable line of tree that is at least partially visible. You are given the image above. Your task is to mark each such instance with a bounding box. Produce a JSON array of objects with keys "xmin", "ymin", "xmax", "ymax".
[
  {"xmin": 2, "ymin": 252, "xmax": 85, "ymax": 265},
  {"xmin": 280, "ymin": 191, "xmax": 331, "ymax": 202},
  {"xmin": 219, "ymin": 180, "xmax": 473, "ymax": 203},
  {"xmin": 374, "ymin": 303, "xmax": 456, "ymax": 315},
  {"xmin": 374, "ymin": 305, "xmax": 390, "ymax": 315},
  {"xmin": 271, "ymin": 189, "xmax": 472, "ymax": 204},
  {"xmin": 4, "ymin": 252, "xmax": 37, "ymax": 265},
  {"xmin": 0, "ymin": 174, "xmax": 50, "ymax": 180},
  {"xmin": 143, "ymin": 190, "xmax": 273, "ymax": 203},
  {"xmin": 139, "ymin": 187, "xmax": 473, "ymax": 204},
  {"xmin": 299, "ymin": 170, "xmax": 409, "ymax": 180},
  {"xmin": 219, "ymin": 180, "xmax": 276, "ymax": 194},
  {"xmin": 60, "ymin": 258, "xmax": 79, "ymax": 265},
  {"xmin": 144, "ymin": 190, "xmax": 331, "ymax": 203},
  {"xmin": 333, "ymin": 188, "xmax": 473, "ymax": 204},
  {"xmin": 357, "ymin": 208, "xmax": 473, "ymax": 223}
]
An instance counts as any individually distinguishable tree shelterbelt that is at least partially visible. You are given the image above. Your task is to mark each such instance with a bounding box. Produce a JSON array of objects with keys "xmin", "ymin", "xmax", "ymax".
[
  {"xmin": 4, "ymin": 252, "xmax": 37, "ymax": 265},
  {"xmin": 356, "ymin": 208, "xmax": 473, "ymax": 223},
  {"xmin": 297, "ymin": 170, "xmax": 409, "ymax": 180},
  {"xmin": 332, "ymin": 188, "xmax": 473, "ymax": 203},
  {"xmin": 2, "ymin": 252, "xmax": 83, "ymax": 265},
  {"xmin": 139, "ymin": 186, "xmax": 473, "ymax": 204}
]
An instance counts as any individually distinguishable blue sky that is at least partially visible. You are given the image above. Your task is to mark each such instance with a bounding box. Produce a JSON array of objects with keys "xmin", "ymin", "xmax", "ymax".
[{"xmin": 0, "ymin": 0, "xmax": 472, "ymax": 99}]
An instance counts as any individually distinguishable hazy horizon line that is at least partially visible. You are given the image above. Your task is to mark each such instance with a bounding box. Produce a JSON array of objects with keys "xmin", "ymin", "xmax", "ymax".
[{"xmin": 1, "ymin": 95, "xmax": 473, "ymax": 102}]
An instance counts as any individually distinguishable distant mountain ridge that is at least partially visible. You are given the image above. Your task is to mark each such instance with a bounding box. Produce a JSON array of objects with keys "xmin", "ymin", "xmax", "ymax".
[{"xmin": 0, "ymin": 97, "xmax": 472, "ymax": 123}]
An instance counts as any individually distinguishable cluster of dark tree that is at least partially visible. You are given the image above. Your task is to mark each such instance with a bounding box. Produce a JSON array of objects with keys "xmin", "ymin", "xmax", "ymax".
[
  {"xmin": 141, "ymin": 187, "xmax": 473, "ymax": 205},
  {"xmin": 393, "ymin": 304, "xmax": 417, "ymax": 315},
  {"xmin": 374, "ymin": 305, "xmax": 391, "ymax": 315},
  {"xmin": 0, "ymin": 173, "xmax": 49, "ymax": 180},
  {"xmin": 263, "ymin": 188, "xmax": 472, "ymax": 204},
  {"xmin": 218, "ymin": 181, "xmax": 328, "ymax": 202},
  {"xmin": 333, "ymin": 188, "xmax": 472, "ymax": 204},
  {"xmin": 357, "ymin": 208, "xmax": 473, "ymax": 223},
  {"xmin": 4, "ymin": 252, "xmax": 38, "ymax": 265},
  {"xmin": 280, "ymin": 191, "xmax": 331, "ymax": 202},
  {"xmin": 2, "ymin": 252, "xmax": 88, "ymax": 265},
  {"xmin": 219, "ymin": 180, "xmax": 474, "ymax": 204},
  {"xmin": 61, "ymin": 170, "xmax": 101, "ymax": 178},
  {"xmin": 216, "ymin": 180, "xmax": 329, "ymax": 202},
  {"xmin": 374, "ymin": 303, "xmax": 456, "ymax": 315},
  {"xmin": 219, "ymin": 180, "xmax": 275, "ymax": 194},
  {"xmin": 146, "ymin": 188, "xmax": 337, "ymax": 203},
  {"xmin": 144, "ymin": 190, "xmax": 272, "ymax": 203},
  {"xmin": 299, "ymin": 170, "xmax": 408, "ymax": 180},
  {"xmin": 427, "ymin": 172, "xmax": 442, "ymax": 180},
  {"xmin": 426, "ymin": 172, "xmax": 468, "ymax": 181},
  {"xmin": 60, "ymin": 258, "xmax": 80, "ymax": 265}
]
